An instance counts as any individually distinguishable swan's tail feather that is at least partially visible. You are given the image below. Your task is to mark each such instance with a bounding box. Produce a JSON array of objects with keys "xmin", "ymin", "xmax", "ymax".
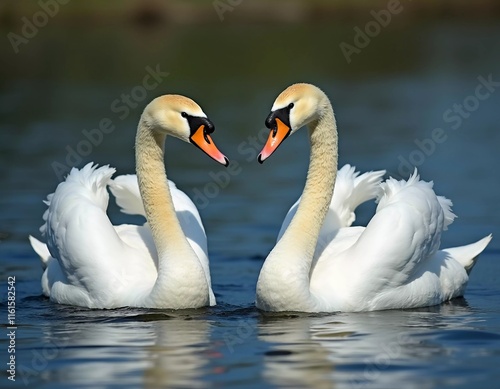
[
  {"xmin": 29, "ymin": 236, "xmax": 51, "ymax": 270},
  {"xmin": 38, "ymin": 163, "xmax": 116, "ymax": 236},
  {"xmin": 443, "ymin": 234, "xmax": 493, "ymax": 274},
  {"xmin": 332, "ymin": 164, "xmax": 386, "ymax": 227},
  {"xmin": 109, "ymin": 174, "xmax": 146, "ymax": 216}
]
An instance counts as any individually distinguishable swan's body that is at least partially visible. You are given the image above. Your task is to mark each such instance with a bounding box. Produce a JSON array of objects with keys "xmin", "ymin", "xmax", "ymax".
[
  {"xmin": 256, "ymin": 83, "xmax": 492, "ymax": 312},
  {"xmin": 30, "ymin": 95, "xmax": 228, "ymax": 309}
]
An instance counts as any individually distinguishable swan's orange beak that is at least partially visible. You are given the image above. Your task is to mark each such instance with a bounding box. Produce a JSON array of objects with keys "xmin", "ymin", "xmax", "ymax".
[
  {"xmin": 190, "ymin": 125, "xmax": 229, "ymax": 166},
  {"xmin": 258, "ymin": 118, "xmax": 291, "ymax": 163}
]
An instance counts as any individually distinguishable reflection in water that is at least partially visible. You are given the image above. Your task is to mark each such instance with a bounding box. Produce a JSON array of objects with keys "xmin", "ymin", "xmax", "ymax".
[
  {"xmin": 38, "ymin": 312, "xmax": 210, "ymax": 388},
  {"xmin": 143, "ymin": 317, "xmax": 210, "ymax": 388},
  {"xmin": 259, "ymin": 313, "xmax": 338, "ymax": 389},
  {"xmin": 258, "ymin": 300, "xmax": 476, "ymax": 389}
]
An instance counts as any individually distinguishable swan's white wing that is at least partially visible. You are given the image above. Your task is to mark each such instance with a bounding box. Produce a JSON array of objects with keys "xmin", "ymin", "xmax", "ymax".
[
  {"xmin": 326, "ymin": 164, "xmax": 385, "ymax": 230},
  {"xmin": 110, "ymin": 174, "xmax": 214, "ymax": 305},
  {"xmin": 309, "ymin": 171, "xmax": 485, "ymax": 311},
  {"xmin": 35, "ymin": 165, "xmax": 215, "ymax": 308},
  {"xmin": 40, "ymin": 164, "xmax": 157, "ymax": 308},
  {"xmin": 277, "ymin": 165, "xmax": 385, "ymax": 241},
  {"xmin": 349, "ymin": 171, "xmax": 451, "ymax": 280},
  {"xmin": 109, "ymin": 175, "xmax": 208, "ymax": 257},
  {"xmin": 109, "ymin": 174, "xmax": 146, "ymax": 216}
]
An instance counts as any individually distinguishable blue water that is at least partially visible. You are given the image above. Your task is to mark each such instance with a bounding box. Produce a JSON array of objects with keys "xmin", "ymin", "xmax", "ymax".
[{"xmin": 1, "ymin": 19, "xmax": 500, "ymax": 388}]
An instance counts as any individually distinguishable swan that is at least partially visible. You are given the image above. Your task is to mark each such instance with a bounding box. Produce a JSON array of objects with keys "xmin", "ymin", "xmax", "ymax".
[
  {"xmin": 29, "ymin": 94, "xmax": 229, "ymax": 309},
  {"xmin": 256, "ymin": 83, "xmax": 492, "ymax": 312}
]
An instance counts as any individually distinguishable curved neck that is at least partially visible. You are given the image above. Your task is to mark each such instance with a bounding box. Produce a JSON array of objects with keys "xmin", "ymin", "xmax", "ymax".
[
  {"xmin": 283, "ymin": 106, "xmax": 338, "ymax": 255},
  {"xmin": 135, "ymin": 119, "xmax": 209, "ymax": 307},
  {"xmin": 257, "ymin": 102, "xmax": 338, "ymax": 311}
]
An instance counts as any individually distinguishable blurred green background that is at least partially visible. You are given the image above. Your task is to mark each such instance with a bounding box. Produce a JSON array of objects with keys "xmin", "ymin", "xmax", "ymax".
[{"xmin": 2, "ymin": 0, "xmax": 499, "ymax": 176}]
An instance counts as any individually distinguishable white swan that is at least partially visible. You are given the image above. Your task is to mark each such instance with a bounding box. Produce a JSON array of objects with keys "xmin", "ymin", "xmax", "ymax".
[
  {"xmin": 256, "ymin": 83, "xmax": 492, "ymax": 312},
  {"xmin": 29, "ymin": 94, "xmax": 229, "ymax": 309}
]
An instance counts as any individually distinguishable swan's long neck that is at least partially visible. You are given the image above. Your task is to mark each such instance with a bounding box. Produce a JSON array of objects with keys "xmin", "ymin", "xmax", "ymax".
[
  {"xmin": 257, "ymin": 102, "xmax": 338, "ymax": 311},
  {"xmin": 135, "ymin": 120, "xmax": 209, "ymax": 308}
]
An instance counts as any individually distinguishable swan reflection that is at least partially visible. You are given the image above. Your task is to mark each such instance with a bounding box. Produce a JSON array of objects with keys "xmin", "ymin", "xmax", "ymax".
[
  {"xmin": 36, "ymin": 310, "xmax": 211, "ymax": 388},
  {"xmin": 258, "ymin": 300, "xmax": 473, "ymax": 388},
  {"xmin": 143, "ymin": 316, "xmax": 211, "ymax": 388}
]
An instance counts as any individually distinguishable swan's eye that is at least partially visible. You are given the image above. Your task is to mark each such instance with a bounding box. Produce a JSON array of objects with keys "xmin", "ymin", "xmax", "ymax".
[
  {"xmin": 181, "ymin": 112, "xmax": 188, "ymax": 118},
  {"xmin": 288, "ymin": 103, "xmax": 294, "ymax": 109}
]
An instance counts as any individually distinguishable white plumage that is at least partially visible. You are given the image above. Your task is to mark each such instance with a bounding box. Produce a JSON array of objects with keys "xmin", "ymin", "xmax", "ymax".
[
  {"xmin": 256, "ymin": 83, "xmax": 492, "ymax": 312},
  {"xmin": 30, "ymin": 164, "xmax": 215, "ymax": 309},
  {"xmin": 30, "ymin": 94, "xmax": 228, "ymax": 309},
  {"xmin": 308, "ymin": 169, "xmax": 491, "ymax": 312}
]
